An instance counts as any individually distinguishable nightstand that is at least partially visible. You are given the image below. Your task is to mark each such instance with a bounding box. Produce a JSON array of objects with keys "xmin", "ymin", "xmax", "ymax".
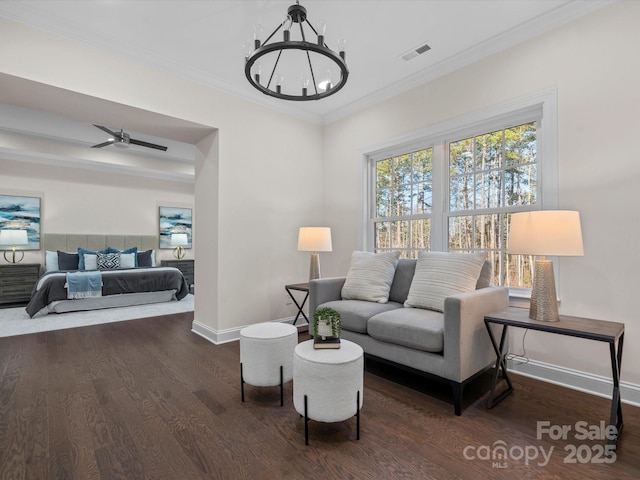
[
  {"xmin": 161, "ymin": 259, "xmax": 194, "ymax": 290},
  {"xmin": 0, "ymin": 263, "xmax": 41, "ymax": 306}
]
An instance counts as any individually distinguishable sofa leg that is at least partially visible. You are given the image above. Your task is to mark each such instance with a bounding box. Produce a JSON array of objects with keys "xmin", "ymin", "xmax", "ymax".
[{"xmin": 451, "ymin": 381, "xmax": 463, "ymax": 416}]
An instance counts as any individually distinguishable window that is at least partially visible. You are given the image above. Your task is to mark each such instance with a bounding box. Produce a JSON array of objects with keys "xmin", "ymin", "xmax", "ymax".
[
  {"xmin": 373, "ymin": 148, "xmax": 433, "ymax": 258},
  {"xmin": 366, "ymin": 91, "xmax": 557, "ymax": 289},
  {"xmin": 447, "ymin": 122, "xmax": 537, "ymax": 287}
]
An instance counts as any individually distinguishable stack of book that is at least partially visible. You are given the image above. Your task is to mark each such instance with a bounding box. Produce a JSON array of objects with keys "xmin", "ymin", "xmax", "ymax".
[{"xmin": 313, "ymin": 337, "xmax": 341, "ymax": 349}]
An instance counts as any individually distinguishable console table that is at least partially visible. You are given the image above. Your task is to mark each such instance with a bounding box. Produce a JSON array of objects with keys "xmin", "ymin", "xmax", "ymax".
[
  {"xmin": 285, "ymin": 282, "xmax": 309, "ymax": 325},
  {"xmin": 484, "ymin": 307, "xmax": 624, "ymax": 444}
]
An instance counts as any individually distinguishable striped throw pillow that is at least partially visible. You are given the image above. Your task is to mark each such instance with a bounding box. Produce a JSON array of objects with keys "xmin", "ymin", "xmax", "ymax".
[
  {"xmin": 341, "ymin": 251, "xmax": 400, "ymax": 303},
  {"xmin": 404, "ymin": 251, "xmax": 486, "ymax": 312}
]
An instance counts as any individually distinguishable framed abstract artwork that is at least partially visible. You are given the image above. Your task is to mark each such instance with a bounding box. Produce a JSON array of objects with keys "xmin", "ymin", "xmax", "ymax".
[
  {"xmin": 159, "ymin": 206, "xmax": 192, "ymax": 249},
  {"xmin": 0, "ymin": 195, "xmax": 41, "ymax": 250}
]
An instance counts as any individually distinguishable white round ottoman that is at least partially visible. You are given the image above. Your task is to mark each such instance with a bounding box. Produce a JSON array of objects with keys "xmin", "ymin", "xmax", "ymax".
[
  {"xmin": 240, "ymin": 322, "xmax": 298, "ymax": 406},
  {"xmin": 293, "ymin": 339, "xmax": 364, "ymax": 445}
]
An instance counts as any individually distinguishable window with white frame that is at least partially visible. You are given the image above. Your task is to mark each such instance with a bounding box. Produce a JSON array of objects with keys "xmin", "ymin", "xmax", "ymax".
[{"xmin": 367, "ymin": 93, "xmax": 556, "ymax": 289}]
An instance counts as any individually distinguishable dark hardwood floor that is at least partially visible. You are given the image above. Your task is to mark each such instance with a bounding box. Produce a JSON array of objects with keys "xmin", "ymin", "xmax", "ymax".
[{"xmin": 0, "ymin": 313, "xmax": 638, "ymax": 480}]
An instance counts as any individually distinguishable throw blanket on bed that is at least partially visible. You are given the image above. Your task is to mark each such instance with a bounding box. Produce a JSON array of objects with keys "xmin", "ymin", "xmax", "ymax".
[{"xmin": 65, "ymin": 271, "xmax": 103, "ymax": 299}]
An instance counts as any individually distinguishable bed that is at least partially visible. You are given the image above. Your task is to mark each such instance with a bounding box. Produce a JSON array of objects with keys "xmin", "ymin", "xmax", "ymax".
[{"xmin": 25, "ymin": 233, "xmax": 190, "ymax": 317}]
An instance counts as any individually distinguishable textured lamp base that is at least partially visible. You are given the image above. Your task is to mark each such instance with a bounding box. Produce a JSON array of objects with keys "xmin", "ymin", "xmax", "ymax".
[
  {"xmin": 173, "ymin": 246, "xmax": 185, "ymax": 260},
  {"xmin": 309, "ymin": 253, "xmax": 320, "ymax": 281},
  {"xmin": 530, "ymin": 259, "xmax": 559, "ymax": 322}
]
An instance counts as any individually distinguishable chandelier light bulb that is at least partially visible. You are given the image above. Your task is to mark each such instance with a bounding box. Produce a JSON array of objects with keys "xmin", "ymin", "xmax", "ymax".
[
  {"xmin": 317, "ymin": 19, "xmax": 327, "ymax": 46},
  {"xmin": 243, "ymin": 41, "xmax": 253, "ymax": 61},
  {"xmin": 253, "ymin": 24, "xmax": 264, "ymax": 48},
  {"xmin": 301, "ymin": 76, "xmax": 310, "ymax": 96},
  {"xmin": 276, "ymin": 74, "xmax": 284, "ymax": 94},
  {"xmin": 283, "ymin": 14, "xmax": 293, "ymax": 30},
  {"xmin": 318, "ymin": 69, "xmax": 332, "ymax": 91},
  {"xmin": 254, "ymin": 62, "xmax": 262, "ymax": 84},
  {"xmin": 338, "ymin": 38, "xmax": 346, "ymax": 60}
]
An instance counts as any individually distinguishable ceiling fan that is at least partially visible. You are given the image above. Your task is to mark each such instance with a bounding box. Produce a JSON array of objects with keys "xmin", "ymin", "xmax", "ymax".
[{"xmin": 91, "ymin": 125, "xmax": 168, "ymax": 151}]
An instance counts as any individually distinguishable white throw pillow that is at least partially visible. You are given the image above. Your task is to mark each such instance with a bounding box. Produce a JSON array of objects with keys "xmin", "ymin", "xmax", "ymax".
[
  {"xmin": 45, "ymin": 250, "xmax": 59, "ymax": 272},
  {"xmin": 341, "ymin": 251, "xmax": 400, "ymax": 303},
  {"xmin": 404, "ymin": 251, "xmax": 486, "ymax": 312},
  {"xmin": 119, "ymin": 252, "xmax": 136, "ymax": 269},
  {"xmin": 83, "ymin": 253, "xmax": 98, "ymax": 271}
]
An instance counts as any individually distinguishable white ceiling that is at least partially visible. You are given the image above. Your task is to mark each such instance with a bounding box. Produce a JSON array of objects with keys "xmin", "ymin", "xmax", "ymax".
[{"xmin": 0, "ymin": 0, "xmax": 612, "ymax": 125}]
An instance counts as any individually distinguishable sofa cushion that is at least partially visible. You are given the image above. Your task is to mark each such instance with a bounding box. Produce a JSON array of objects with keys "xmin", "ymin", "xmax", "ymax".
[
  {"xmin": 405, "ymin": 251, "xmax": 486, "ymax": 312},
  {"xmin": 319, "ymin": 299, "xmax": 403, "ymax": 334},
  {"xmin": 388, "ymin": 258, "xmax": 417, "ymax": 304},
  {"xmin": 341, "ymin": 251, "xmax": 400, "ymax": 303},
  {"xmin": 368, "ymin": 308, "xmax": 444, "ymax": 353}
]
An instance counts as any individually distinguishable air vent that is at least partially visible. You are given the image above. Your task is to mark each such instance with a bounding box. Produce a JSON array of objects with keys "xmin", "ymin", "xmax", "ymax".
[{"xmin": 401, "ymin": 42, "xmax": 431, "ymax": 61}]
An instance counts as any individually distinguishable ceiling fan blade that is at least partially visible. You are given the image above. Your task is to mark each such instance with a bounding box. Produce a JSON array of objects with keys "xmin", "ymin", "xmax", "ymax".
[
  {"xmin": 93, "ymin": 124, "xmax": 117, "ymax": 136},
  {"xmin": 91, "ymin": 140, "xmax": 115, "ymax": 148},
  {"xmin": 130, "ymin": 138, "xmax": 168, "ymax": 151}
]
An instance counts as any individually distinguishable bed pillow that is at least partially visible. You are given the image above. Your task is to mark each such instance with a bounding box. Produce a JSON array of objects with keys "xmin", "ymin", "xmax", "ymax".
[
  {"xmin": 97, "ymin": 252, "xmax": 121, "ymax": 270},
  {"xmin": 57, "ymin": 251, "xmax": 79, "ymax": 270},
  {"xmin": 78, "ymin": 247, "xmax": 110, "ymax": 270},
  {"xmin": 119, "ymin": 252, "xmax": 136, "ymax": 269},
  {"xmin": 83, "ymin": 254, "xmax": 98, "ymax": 271},
  {"xmin": 137, "ymin": 249, "xmax": 154, "ymax": 267},
  {"xmin": 109, "ymin": 247, "xmax": 138, "ymax": 267},
  {"xmin": 341, "ymin": 251, "xmax": 401, "ymax": 303},
  {"xmin": 404, "ymin": 251, "xmax": 486, "ymax": 312},
  {"xmin": 45, "ymin": 250, "xmax": 59, "ymax": 272}
]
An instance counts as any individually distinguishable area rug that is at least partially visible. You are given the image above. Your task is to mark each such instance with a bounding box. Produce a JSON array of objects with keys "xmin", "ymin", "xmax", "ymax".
[{"xmin": 0, "ymin": 294, "xmax": 194, "ymax": 338}]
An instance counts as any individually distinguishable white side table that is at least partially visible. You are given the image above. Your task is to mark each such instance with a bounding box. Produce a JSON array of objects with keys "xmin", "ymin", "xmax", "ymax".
[
  {"xmin": 240, "ymin": 322, "xmax": 298, "ymax": 406},
  {"xmin": 293, "ymin": 339, "xmax": 364, "ymax": 445}
]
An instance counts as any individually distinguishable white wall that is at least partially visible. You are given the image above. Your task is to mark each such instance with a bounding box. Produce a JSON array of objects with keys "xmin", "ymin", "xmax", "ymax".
[
  {"xmin": 322, "ymin": 1, "xmax": 640, "ymax": 390},
  {"xmin": 0, "ymin": 16, "xmax": 324, "ymax": 338},
  {"xmin": 0, "ymin": 157, "xmax": 193, "ymax": 265}
]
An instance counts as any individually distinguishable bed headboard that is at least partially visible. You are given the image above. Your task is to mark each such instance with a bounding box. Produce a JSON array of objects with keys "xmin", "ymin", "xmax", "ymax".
[{"xmin": 44, "ymin": 234, "xmax": 157, "ymax": 252}]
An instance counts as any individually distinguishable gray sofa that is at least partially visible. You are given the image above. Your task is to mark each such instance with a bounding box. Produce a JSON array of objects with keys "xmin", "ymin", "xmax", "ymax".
[{"xmin": 309, "ymin": 258, "xmax": 509, "ymax": 415}]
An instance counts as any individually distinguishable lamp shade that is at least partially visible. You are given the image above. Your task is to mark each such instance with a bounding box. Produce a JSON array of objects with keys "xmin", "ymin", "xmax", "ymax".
[
  {"xmin": 170, "ymin": 233, "xmax": 189, "ymax": 247},
  {"xmin": 508, "ymin": 211, "xmax": 584, "ymax": 257},
  {"xmin": 298, "ymin": 227, "xmax": 332, "ymax": 252},
  {"xmin": 0, "ymin": 229, "xmax": 28, "ymax": 246}
]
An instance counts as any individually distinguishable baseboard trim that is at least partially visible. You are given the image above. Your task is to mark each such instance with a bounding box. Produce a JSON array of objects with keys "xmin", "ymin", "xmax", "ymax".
[
  {"xmin": 191, "ymin": 316, "xmax": 305, "ymax": 345},
  {"xmin": 508, "ymin": 358, "xmax": 640, "ymax": 407},
  {"xmin": 191, "ymin": 319, "xmax": 639, "ymax": 406},
  {"xmin": 191, "ymin": 320, "xmax": 238, "ymax": 345}
]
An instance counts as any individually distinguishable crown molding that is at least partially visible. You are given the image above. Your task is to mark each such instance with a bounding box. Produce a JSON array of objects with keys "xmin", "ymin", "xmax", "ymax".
[{"xmin": 320, "ymin": 0, "xmax": 615, "ymax": 125}]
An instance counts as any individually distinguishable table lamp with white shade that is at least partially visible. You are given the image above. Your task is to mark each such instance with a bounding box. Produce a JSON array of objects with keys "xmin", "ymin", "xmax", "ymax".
[
  {"xmin": 508, "ymin": 210, "xmax": 584, "ymax": 322},
  {"xmin": 298, "ymin": 227, "xmax": 332, "ymax": 281},
  {"xmin": 170, "ymin": 233, "xmax": 189, "ymax": 260},
  {"xmin": 0, "ymin": 229, "xmax": 29, "ymax": 263}
]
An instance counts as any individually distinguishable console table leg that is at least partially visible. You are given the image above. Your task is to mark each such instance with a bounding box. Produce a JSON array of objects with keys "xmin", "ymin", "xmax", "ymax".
[
  {"xmin": 608, "ymin": 333, "xmax": 624, "ymax": 444},
  {"xmin": 486, "ymin": 323, "xmax": 513, "ymax": 408}
]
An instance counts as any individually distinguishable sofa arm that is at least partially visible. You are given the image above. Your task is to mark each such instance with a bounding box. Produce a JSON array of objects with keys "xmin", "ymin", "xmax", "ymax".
[
  {"xmin": 309, "ymin": 277, "xmax": 346, "ymax": 316},
  {"xmin": 442, "ymin": 286, "xmax": 509, "ymax": 382}
]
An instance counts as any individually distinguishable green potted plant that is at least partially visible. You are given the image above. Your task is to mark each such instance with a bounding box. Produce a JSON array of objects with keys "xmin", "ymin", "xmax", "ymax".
[{"xmin": 312, "ymin": 307, "xmax": 342, "ymax": 339}]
